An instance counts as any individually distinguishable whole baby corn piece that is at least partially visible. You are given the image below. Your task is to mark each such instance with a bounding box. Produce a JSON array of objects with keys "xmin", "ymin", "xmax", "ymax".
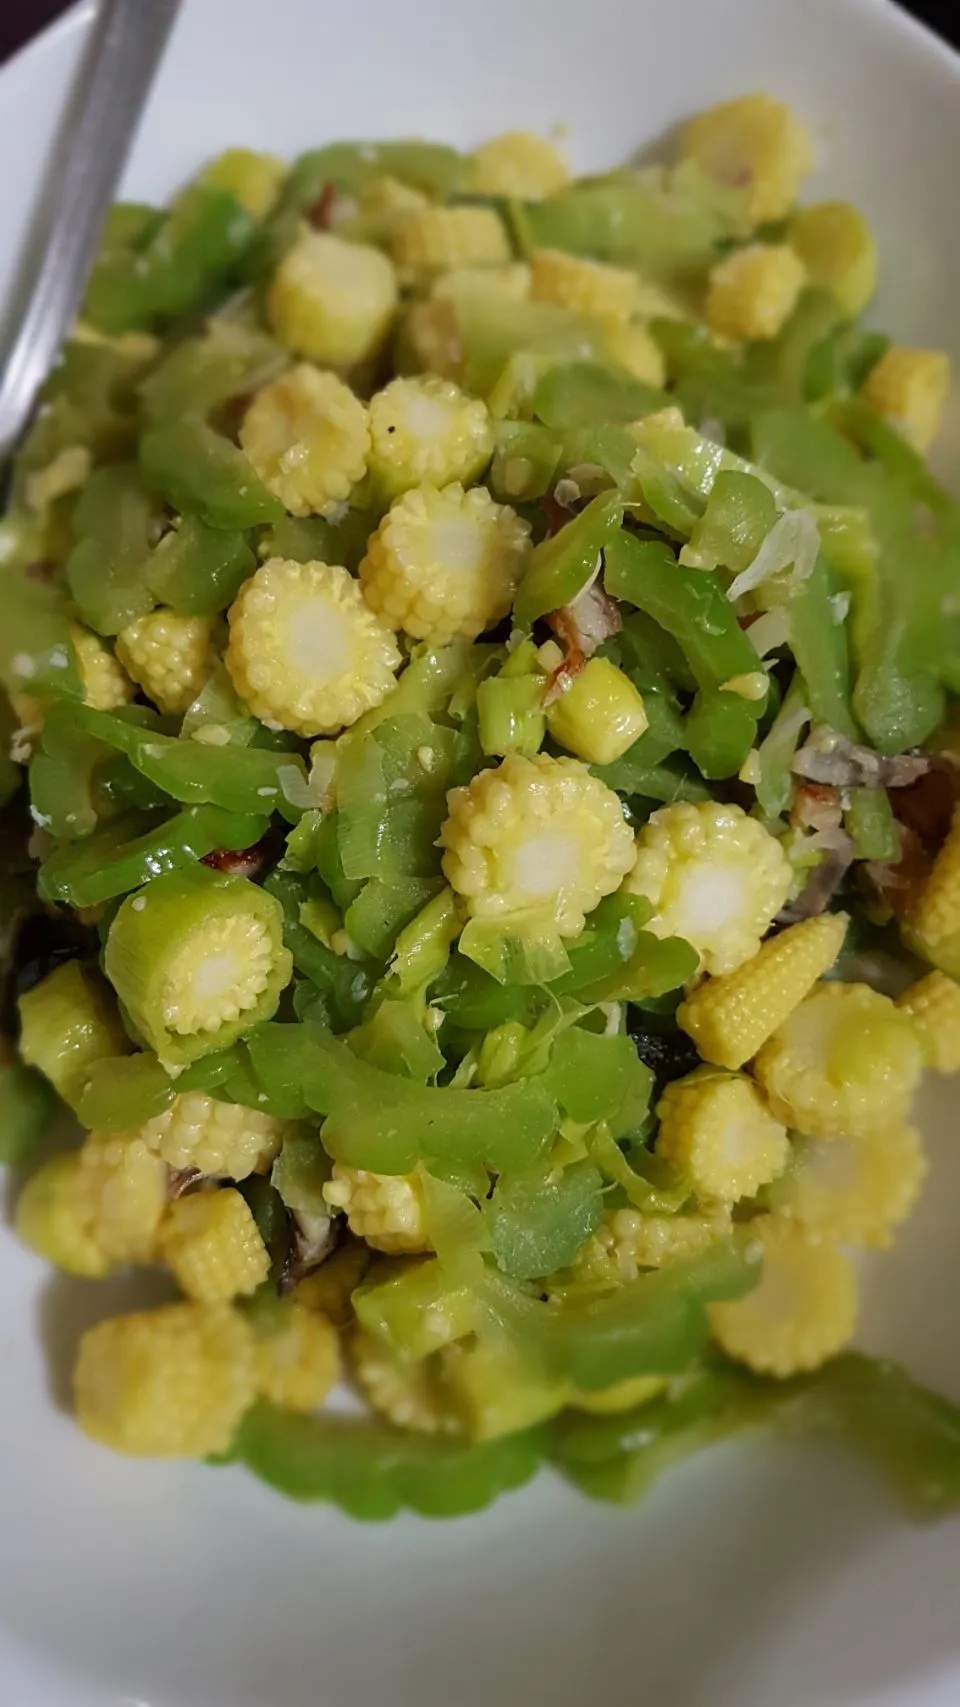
[
  {"xmin": 679, "ymin": 93, "xmax": 813, "ymax": 230},
  {"xmin": 74, "ymin": 1302, "xmax": 256, "ymax": 1457},
  {"xmin": 767, "ymin": 1125, "xmax": 927, "ymax": 1247},
  {"xmin": 529, "ymin": 249, "xmax": 639, "ymax": 322},
  {"xmin": 359, "ymin": 482, "xmax": 530, "ymax": 643},
  {"xmin": 706, "ymin": 243, "xmax": 806, "ymax": 342},
  {"xmin": 624, "ymin": 802, "xmax": 792, "ymax": 976},
  {"xmin": 76, "ymin": 1131, "xmax": 169, "ymax": 1264},
  {"xmin": 710, "ymin": 1219, "xmax": 857, "ymax": 1377},
  {"xmin": 788, "ymin": 201, "xmax": 878, "ymax": 318},
  {"xmin": 141, "ymin": 1091, "xmax": 287, "ymax": 1179},
  {"xmin": 15, "ymin": 1153, "xmax": 110, "ymax": 1277},
  {"xmin": 678, "ymin": 913, "xmax": 848, "ymax": 1070},
  {"xmin": 251, "ymin": 1299, "xmax": 341, "ymax": 1412},
  {"xmin": 897, "ymin": 971, "xmax": 960, "ymax": 1072},
  {"xmin": 105, "ymin": 865, "xmax": 292, "ymax": 1069},
  {"xmin": 860, "ymin": 345, "xmax": 951, "ymax": 453},
  {"xmin": 440, "ymin": 752, "xmax": 636, "ymax": 938},
  {"xmin": 70, "ymin": 623, "xmax": 134, "ymax": 711},
  {"xmin": 239, "ymin": 366, "xmax": 370, "ymax": 518},
  {"xmin": 322, "ymin": 1164, "xmax": 431, "ymax": 1255},
  {"xmin": 656, "ymin": 1069, "xmax": 789, "ymax": 1203},
  {"xmin": 391, "ymin": 204, "xmax": 511, "ymax": 279},
  {"xmin": 545, "ymin": 656, "xmax": 649, "ymax": 766},
  {"xmin": 267, "ymin": 230, "xmax": 398, "ymax": 367},
  {"xmin": 115, "ymin": 609, "xmax": 214, "ymax": 714},
  {"xmin": 226, "ymin": 556, "xmax": 400, "ymax": 736},
  {"xmin": 754, "ymin": 982, "xmax": 924, "ymax": 1138},
  {"xmin": 471, "ymin": 131, "xmax": 569, "ymax": 199},
  {"xmin": 351, "ymin": 1327, "xmax": 459, "ymax": 1434},
  {"xmin": 18, "ymin": 960, "xmax": 129, "ymax": 1109},
  {"xmin": 366, "ymin": 375, "xmax": 492, "ymax": 504},
  {"xmin": 159, "ymin": 1188, "xmax": 270, "ymax": 1303}
]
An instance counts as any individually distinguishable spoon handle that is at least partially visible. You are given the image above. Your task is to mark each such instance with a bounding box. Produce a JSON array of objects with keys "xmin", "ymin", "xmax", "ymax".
[{"xmin": 0, "ymin": 0, "xmax": 181, "ymax": 464}]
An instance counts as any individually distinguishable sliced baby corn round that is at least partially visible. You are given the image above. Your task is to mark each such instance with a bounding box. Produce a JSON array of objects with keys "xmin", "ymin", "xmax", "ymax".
[
  {"xmin": 679, "ymin": 93, "xmax": 813, "ymax": 230},
  {"xmin": 15, "ymin": 1152, "xmax": 110, "ymax": 1278},
  {"xmin": 573, "ymin": 1203, "xmax": 732, "ymax": 1285},
  {"xmin": 766, "ymin": 1125, "xmax": 927, "ymax": 1248},
  {"xmin": 431, "ymin": 263, "xmax": 532, "ymax": 304},
  {"xmin": 709, "ymin": 1219, "xmax": 857, "ymax": 1377},
  {"xmin": 74, "ymin": 1302, "xmax": 256, "ymax": 1458},
  {"xmin": 897, "ymin": 970, "xmax": 960, "ymax": 1073},
  {"xmin": 440, "ymin": 752, "xmax": 636, "ymax": 938},
  {"xmin": 322, "ymin": 1164, "xmax": 430, "ymax": 1255},
  {"xmin": 70, "ymin": 623, "xmax": 133, "ymax": 712},
  {"xmin": 359, "ymin": 481, "xmax": 530, "ymax": 643},
  {"xmin": 545, "ymin": 656, "xmax": 649, "ymax": 767},
  {"xmin": 860, "ymin": 345, "xmax": 951, "ymax": 453},
  {"xmin": 391, "ymin": 204, "xmax": 511, "ymax": 279},
  {"xmin": 677, "ymin": 913, "xmax": 848, "ymax": 1070},
  {"xmin": 159, "ymin": 1187, "xmax": 269, "ymax": 1303},
  {"xmin": 656, "ymin": 1069, "xmax": 789, "ymax": 1203},
  {"xmin": 754, "ymin": 981, "xmax": 924, "ymax": 1138},
  {"xmin": 141, "ymin": 1091, "xmax": 286, "ymax": 1180},
  {"xmin": 294, "ymin": 1238, "xmax": 371, "ymax": 1327},
  {"xmin": 529, "ymin": 248, "xmax": 638, "ymax": 322},
  {"xmin": 226, "ymin": 556, "xmax": 401, "ymax": 736},
  {"xmin": 239, "ymin": 365, "xmax": 370, "ymax": 518},
  {"xmin": 116, "ymin": 608, "xmax": 214, "ymax": 715},
  {"xmin": 788, "ymin": 201, "xmax": 877, "ymax": 318},
  {"xmin": 907, "ymin": 805, "xmax": 960, "ymax": 947},
  {"xmin": 624, "ymin": 801, "xmax": 792, "ymax": 976},
  {"xmin": 267, "ymin": 229, "xmax": 398, "ymax": 367},
  {"xmin": 706, "ymin": 242, "xmax": 806, "ymax": 343},
  {"xmin": 367, "ymin": 375, "xmax": 492, "ymax": 503},
  {"xmin": 471, "ymin": 131, "xmax": 569, "ymax": 199},
  {"xmin": 76, "ymin": 1130, "xmax": 169, "ymax": 1264},
  {"xmin": 351, "ymin": 1327, "xmax": 459, "ymax": 1434},
  {"xmin": 252, "ymin": 1299, "xmax": 341, "ymax": 1412}
]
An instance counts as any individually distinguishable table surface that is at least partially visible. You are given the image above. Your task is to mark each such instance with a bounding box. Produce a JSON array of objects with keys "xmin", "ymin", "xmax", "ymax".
[{"xmin": 0, "ymin": 0, "xmax": 956, "ymax": 63}]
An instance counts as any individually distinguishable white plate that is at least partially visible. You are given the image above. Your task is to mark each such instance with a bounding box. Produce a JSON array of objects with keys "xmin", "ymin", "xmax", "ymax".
[{"xmin": 2, "ymin": 3, "xmax": 960, "ymax": 1703}]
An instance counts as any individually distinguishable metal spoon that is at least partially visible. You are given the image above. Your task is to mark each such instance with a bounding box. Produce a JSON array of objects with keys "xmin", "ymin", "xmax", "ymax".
[{"xmin": 0, "ymin": 0, "xmax": 181, "ymax": 466}]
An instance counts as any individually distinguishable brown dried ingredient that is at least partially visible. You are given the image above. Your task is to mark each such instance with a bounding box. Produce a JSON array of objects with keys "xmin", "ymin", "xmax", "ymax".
[
  {"xmin": 201, "ymin": 838, "xmax": 270, "ymax": 880},
  {"xmin": 307, "ymin": 182, "xmax": 339, "ymax": 231},
  {"xmin": 790, "ymin": 782, "xmax": 843, "ymax": 837},
  {"xmin": 543, "ymin": 578, "xmax": 621, "ymax": 706}
]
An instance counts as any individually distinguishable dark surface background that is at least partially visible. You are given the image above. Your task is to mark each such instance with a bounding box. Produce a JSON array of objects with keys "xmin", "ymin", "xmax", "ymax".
[{"xmin": 0, "ymin": 0, "xmax": 957, "ymax": 63}]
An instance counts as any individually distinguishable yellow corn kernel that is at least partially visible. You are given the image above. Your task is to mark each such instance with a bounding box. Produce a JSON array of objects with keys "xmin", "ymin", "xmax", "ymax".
[
  {"xmin": 15, "ymin": 1153, "xmax": 110, "ymax": 1278},
  {"xmin": 656, "ymin": 1070, "xmax": 789, "ymax": 1202},
  {"xmin": 766, "ymin": 1125, "xmax": 926, "ymax": 1248},
  {"xmin": 199, "ymin": 147, "xmax": 287, "ymax": 219},
  {"xmin": 706, "ymin": 243, "xmax": 806, "ymax": 343},
  {"xmin": 679, "ymin": 93, "xmax": 812, "ymax": 229},
  {"xmin": 709, "ymin": 1219, "xmax": 857, "ymax": 1377},
  {"xmin": 159, "ymin": 1188, "xmax": 269, "ymax": 1303},
  {"xmin": 677, "ymin": 913, "xmax": 848, "ymax": 1070},
  {"xmin": 754, "ymin": 981, "xmax": 924, "ymax": 1138},
  {"xmin": 267, "ymin": 230, "xmax": 398, "ymax": 368},
  {"xmin": 529, "ymin": 248, "xmax": 638, "ymax": 322},
  {"xmin": 24, "ymin": 444, "xmax": 91, "ymax": 512},
  {"xmin": 226, "ymin": 556, "xmax": 400, "ymax": 737},
  {"xmin": 861, "ymin": 345, "xmax": 951, "ymax": 453},
  {"xmin": 471, "ymin": 132, "xmax": 569, "ymax": 200},
  {"xmin": 391, "ymin": 205, "xmax": 511, "ymax": 279},
  {"xmin": 69, "ymin": 623, "xmax": 134, "ymax": 711},
  {"xmin": 294, "ymin": 1237, "xmax": 371, "ymax": 1326},
  {"xmin": 359, "ymin": 481, "xmax": 530, "ymax": 643},
  {"xmin": 568, "ymin": 1375, "xmax": 668, "ymax": 1414},
  {"xmin": 351, "ymin": 1328, "xmax": 458, "ymax": 1433},
  {"xmin": 141, "ymin": 1090, "xmax": 286, "ymax": 1179},
  {"xmin": 322, "ymin": 1164, "xmax": 430, "ymax": 1255},
  {"xmin": 908, "ymin": 806, "xmax": 960, "ymax": 946},
  {"xmin": 239, "ymin": 365, "xmax": 370, "ymax": 518},
  {"xmin": 431, "ymin": 264, "xmax": 531, "ymax": 303},
  {"xmin": 573, "ymin": 1204, "xmax": 732, "ymax": 1285},
  {"xmin": 788, "ymin": 201, "xmax": 877, "ymax": 318},
  {"xmin": 624, "ymin": 801, "xmax": 792, "ymax": 976},
  {"xmin": 252, "ymin": 1300, "xmax": 341, "ymax": 1411},
  {"xmin": 367, "ymin": 375, "xmax": 492, "ymax": 504},
  {"xmin": 116, "ymin": 609, "xmax": 214, "ymax": 715},
  {"xmin": 74, "ymin": 1302, "xmax": 255, "ymax": 1457},
  {"xmin": 600, "ymin": 318, "xmax": 667, "ymax": 388},
  {"xmin": 545, "ymin": 656, "xmax": 648, "ymax": 766},
  {"xmin": 77, "ymin": 1131, "xmax": 169, "ymax": 1264},
  {"xmin": 897, "ymin": 970, "xmax": 960, "ymax": 1072},
  {"xmin": 440, "ymin": 752, "xmax": 636, "ymax": 938}
]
